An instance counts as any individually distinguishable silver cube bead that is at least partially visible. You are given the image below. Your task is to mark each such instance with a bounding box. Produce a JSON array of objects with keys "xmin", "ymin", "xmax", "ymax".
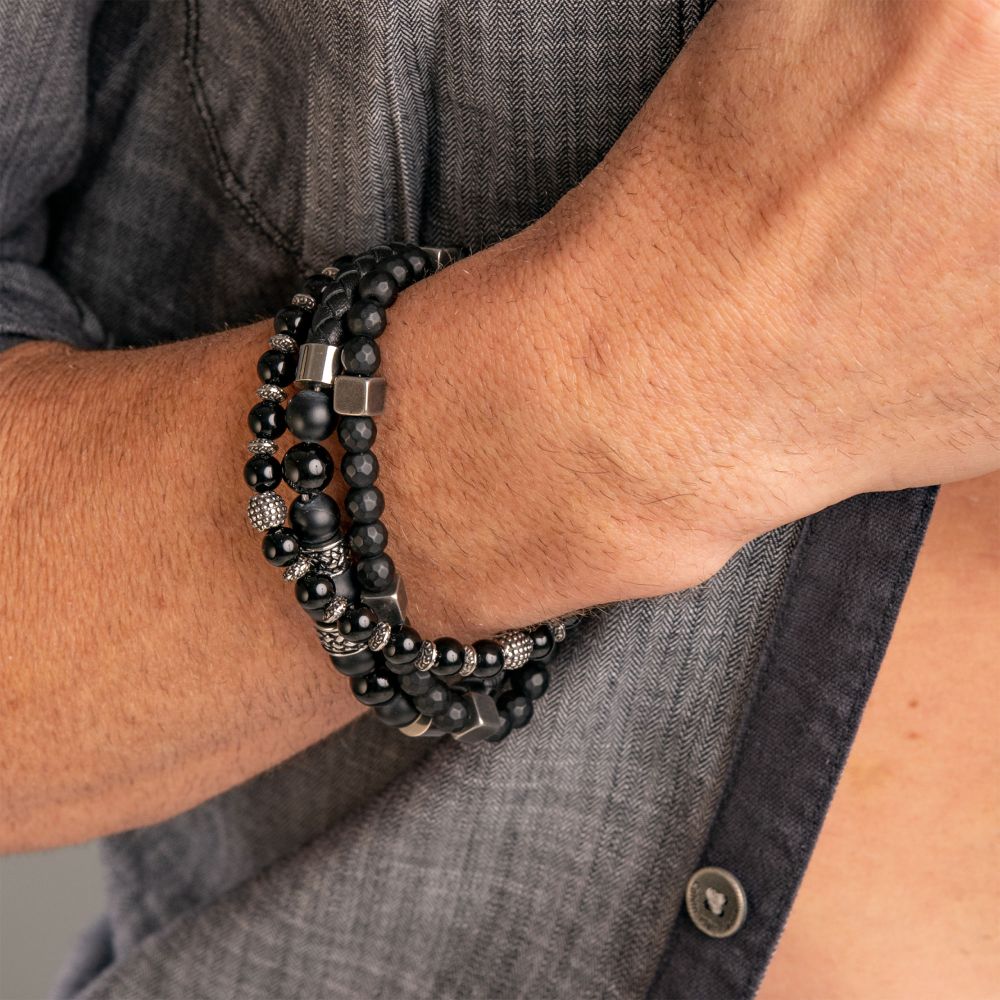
[
  {"xmin": 333, "ymin": 375, "xmax": 386, "ymax": 416},
  {"xmin": 496, "ymin": 629, "xmax": 533, "ymax": 670},
  {"xmin": 452, "ymin": 691, "xmax": 503, "ymax": 743},
  {"xmin": 363, "ymin": 575, "xmax": 407, "ymax": 627},
  {"xmin": 295, "ymin": 342, "xmax": 341, "ymax": 387},
  {"xmin": 247, "ymin": 491, "xmax": 287, "ymax": 531}
]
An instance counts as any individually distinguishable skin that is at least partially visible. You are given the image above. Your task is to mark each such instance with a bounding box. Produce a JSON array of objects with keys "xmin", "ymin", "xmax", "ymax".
[{"xmin": 0, "ymin": 0, "xmax": 997, "ymax": 870}]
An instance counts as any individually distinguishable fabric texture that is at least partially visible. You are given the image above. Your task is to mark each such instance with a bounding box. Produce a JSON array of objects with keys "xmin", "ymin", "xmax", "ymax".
[{"xmin": 0, "ymin": 1, "xmax": 935, "ymax": 997}]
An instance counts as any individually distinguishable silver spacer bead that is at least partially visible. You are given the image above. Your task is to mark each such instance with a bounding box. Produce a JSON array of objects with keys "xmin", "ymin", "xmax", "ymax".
[
  {"xmin": 548, "ymin": 619, "xmax": 567, "ymax": 643},
  {"xmin": 306, "ymin": 538, "xmax": 348, "ymax": 577},
  {"xmin": 415, "ymin": 640, "xmax": 438, "ymax": 672},
  {"xmin": 459, "ymin": 645, "xmax": 478, "ymax": 678},
  {"xmin": 320, "ymin": 596, "xmax": 349, "ymax": 624},
  {"xmin": 368, "ymin": 621, "xmax": 392, "ymax": 652},
  {"xmin": 321, "ymin": 266, "xmax": 340, "ymax": 278},
  {"xmin": 282, "ymin": 555, "xmax": 312, "ymax": 581},
  {"xmin": 291, "ymin": 293, "xmax": 316, "ymax": 310},
  {"xmin": 269, "ymin": 333, "xmax": 298, "ymax": 353},
  {"xmin": 247, "ymin": 491, "xmax": 287, "ymax": 531},
  {"xmin": 247, "ymin": 438, "xmax": 278, "ymax": 456},
  {"xmin": 315, "ymin": 623, "xmax": 366, "ymax": 656},
  {"xmin": 496, "ymin": 629, "xmax": 533, "ymax": 670},
  {"xmin": 256, "ymin": 383, "xmax": 285, "ymax": 403}
]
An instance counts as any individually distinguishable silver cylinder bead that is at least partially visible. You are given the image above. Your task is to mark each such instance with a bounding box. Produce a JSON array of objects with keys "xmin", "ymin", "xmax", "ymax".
[
  {"xmin": 295, "ymin": 342, "xmax": 340, "ymax": 387},
  {"xmin": 305, "ymin": 537, "xmax": 348, "ymax": 577}
]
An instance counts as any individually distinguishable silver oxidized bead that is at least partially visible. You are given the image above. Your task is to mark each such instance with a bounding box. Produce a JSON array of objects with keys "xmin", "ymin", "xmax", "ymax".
[
  {"xmin": 548, "ymin": 618, "xmax": 567, "ymax": 643},
  {"xmin": 256, "ymin": 383, "xmax": 286, "ymax": 403},
  {"xmin": 247, "ymin": 491, "xmax": 287, "ymax": 531},
  {"xmin": 496, "ymin": 629, "xmax": 533, "ymax": 670},
  {"xmin": 315, "ymin": 624, "xmax": 366, "ymax": 656},
  {"xmin": 368, "ymin": 621, "xmax": 392, "ymax": 652},
  {"xmin": 415, "ymin": 640, "xmax": 439, "ymax": 672},
  {"xmin": 282, "ymin": 554, "xmax": 312, "ymax": 582},
  {"xmin": 319, "ymin": 595, "xmax": 349, "ymax": 624},
  {"xmin": 307, "ymin": 538, "xmax": 348, "ymax": 577},
  {"xmin": 291, "ymin": 292, "xmax": 316, "ymax": 310},
  {"xmin": 247, "ymin": 438, "xmax": 278, "ymax": 456},
  {"xmin": 321, "ymin": 266, "xmax": 340, "ymax": 278},
  {"xmin": 459, "ymin": 645, "xmax": 478, "ymax": 677},
  {"xmin": 269, "ymin": 333, "xmax": 298, "ymax": 353}
]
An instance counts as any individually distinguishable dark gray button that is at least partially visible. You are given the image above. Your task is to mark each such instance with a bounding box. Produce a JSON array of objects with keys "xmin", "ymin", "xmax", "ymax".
[{"xmin": 685, "ymin": 866, "xmax": 747, "ymax": 938}]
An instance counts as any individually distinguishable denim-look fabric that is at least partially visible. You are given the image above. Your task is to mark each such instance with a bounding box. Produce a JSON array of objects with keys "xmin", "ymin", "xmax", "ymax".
[{"xmin": 0, "ymin": 2, "xmax": 935, "ymax": 997}]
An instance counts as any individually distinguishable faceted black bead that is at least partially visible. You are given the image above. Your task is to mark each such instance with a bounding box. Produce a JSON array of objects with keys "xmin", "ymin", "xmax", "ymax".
[
  {"xmin": 282, "ymin": 442, "xmax": 334, "ymax": 494},
  {"xmin": 338, "ymin": 603, "xmax": 378, "ymax": 643},
  {"xmin": 497, "ymin": 691, "xmax": 533, "ymax": 729},
  {"xmin": 358, "ymin": 269, "xmax": 399, "ymax": 308},
  {"xmin": 378, "ymin": 255, "xmax": 412, "ymax": 290},
  {"xmin": 356, "ymin": 554, "xmax": 395, "ymax": 593},
  {"xmin": 513, "ymin": 663, "xmax": 550, "ymax": 701},
  {"xmin": 262, "ymin": 527, "xmax": 300, "ymax": 567},
  {"xmin": 400, "ymin": 246, "xmax": 429, "ymax": 283},
  {"xmin": 434, "ymin": 696, "xmax": 471, "ymax": 733},
  {"xmin": 248, "ymin": 401, "xmax": 285, "ymax": 440},
  {"xmin": 286, "ymin": 389, "xmax": 335, "ymax": 442},
  {"xmin": 290, "ymin": 492, "xmax": 341, "ymax": 546},
  {"xmin": 472, "ymin": 639, "xmax": 505, "ymax": 679},
  {"xmin": 295, "ymin": 572, "xmax": 336, "ymax": 610},
  {"xmin": 345, "ymin": 300, "xmax": 386, "ymax": 339},
  {"xmin": 309, "ymin": 298, "xmax": 348, "ymax": 345},
  {"xmin": 384, "ymin": 625, "xmax": 422, "ymax": 672},
  {"xmin": 274, "ymin": 306, "xmax": 310, "ymax": 344},
  {"xmin": 337, "ymin": 416, "xmax": 377, "ymax": 453},
  {"xmin": 257, "ymin": 350, "xmax": 296, "ymax": 386},
  {"xmin": 350, "ymin": 666, "xmax": 396, "ymax": 706},
  {"xmin": 528, "ymin": 623, "xmax": 556, "ymax": 660},
  {"xmin": 348, "ymin": 520, "xmax": 389, "ymax": 558},
  {"xmin": 330, "ymin": 649, "xmax": 377, "ymax": 678},
  {"xmin": 373, "ymin": 691, "xmax": 419, "ymax": 728},
  {"xmin": 345, "ymin": 486, "xmax": 384, "ymax": 524},
  {"xmin": 432, "ymin": 637, "xmax": 465, "ymax": 678},
  {"xmin": 486, "ymin": 711, "xmax": 514, "ymax": 743},
  {"xmin": 243, "ymin": 454, "xmax": 282, "ymax": 492},
  {"xmin": 414, "ymin": 681, "xmax": 453, "ymax": 717},
  {"xmin": 400, "ymin": 669, "xmax": 436, "ymax": 696},
  {"xmin": 304, "ymin": 273, "xmax": 337, "ymax": 300},
  {"xmin": 340, "ymin": 336, "xmax": 380, "ymax": 376},
  {"xmin": 341, "ymin": 450, "xmax": 379, "ymax": 488}
]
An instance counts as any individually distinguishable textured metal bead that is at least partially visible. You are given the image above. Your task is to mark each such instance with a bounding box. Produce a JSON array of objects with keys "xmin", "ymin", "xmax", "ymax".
[
  {"xmin": 319, "ymin": 595, "xmax": 349, "ymax": 623},
  {"xmin": 247, "ymin": 491, "xmax": 287, "ymax": 531},
  {"xmin": 368, "ymin": 621, "xmax": 392, "ymax": 652},
  {"xmin": 282, "ymin": 555, "xmax": 312, "ymax": 581},
  {"xmin": 291, "ymin": 293, "xmax": 316, "ymax": 310},
  {"xmin": 548, "ymin": 619, "xmax": 568, "ymax": 643},
  {"xmin": 316, "ymin": 623, "xmax": 366, "ymax": 656},
  {"xmin": 415, "ymin": 640, "xmax": 438, "ymax": 672},
  {"xmin": 247, "ymin": 438, "xmax": 278, "ymax": 456},
  {"xmin": 269, "ymin": 333, "xmax": 298, "ymax": 353},
  {"xmin": 256, "ymin": 383, "xmax": 286, "ymax": 403},
  {"xmin": 496, "ymin": 629, "xmax": 533, "ymax": 670},
  {"xmin": 321, "ymin": 266, "xmax": 340, "ymax": 278},
  {"xmin": 307, "ymin": 538, "xmax": 348, "ymax": 577},
  {"xmin": 459, "ymin": 645, "xmax": 478, "ymax": 677},
  {"xmin": 400, "ymin": 714, "xmax": 445, "ymax": 738}
]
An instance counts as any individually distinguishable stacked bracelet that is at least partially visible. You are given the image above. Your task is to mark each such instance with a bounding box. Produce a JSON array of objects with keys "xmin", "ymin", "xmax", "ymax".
[{"xmin": 244, "ymin": 243, "xmax": 578, "ymax": 743}]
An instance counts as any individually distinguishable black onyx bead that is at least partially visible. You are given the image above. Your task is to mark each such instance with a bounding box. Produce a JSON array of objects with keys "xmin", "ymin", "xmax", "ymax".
[
  {"xmin": 338, "ymin": 603, "xmax": 378, "ymax": 643},
  {"xmin": 248, "ymin": 401, "xmax": 285, "ymax": 439},
  {"xmin": 348, "ymin": 520, "xmax": 388, "ymax": 558},
  {"xmin": 384, "ymin": 625, "xmax": 422, "ymax": 672},
  {"xmin": 286, "ymin": 389, "xmax": 335, "ymax": 442},
  {"xmin": 497, "ymin": 691, "xmax": 533, "ymax": 729},
  {"xmin": 400, "ymin": 669, "xmax": 436, "ymax": 696},
  {"xmin": 472, "ymin": 639, "xmax": 505, "ymax": 679},
  {"xmin": 434, "ymin": 697, "xmax": 471, "ymax": 733},
  {"xmin": 243, "ymin": 454, "xmax": 282, "ymax": 493},
  {"xmin": 378, "ymin": 255, "xmax": 412, "ymax": 290},
  {"xmin": 340, "ymin": 336, "xmax": 380, "ymax": 376},
  {"xmin": 295, "ymin": 573, "xmax": 336, "ymax": 610},
  {"xmin": 341, "ymin": 450, "xmax": 379, "ymax": 488},
  {"xmin": 513, "ymin": 663, "xmax": 550, "ymax": 701},
  {"xmin": 290, "ymin": 492, "xmax": 340, "ymax": 546},
  {"xmin": 274, "ymin": 306, "xmax": 310, "ymax": 344},
  {"xmin": 345, "ymin": 486, "xmax": 384, "ymax": 524},
  {"xmin": 414, "ymin": 682, "xmax": 453, "ymax": 717},
  {"xmin": 357, "ymin": 554, "xmax": 395, "ymax": 593},
  {"xmin": 350, "ymin": 666, "xmax": 396, "ymax": 706},
  {"xmin": 257, "ymin": 350, "xmax": 296, "ymax": 386},
  {"xmin": 373, "ymin": 692, "xmax": 419, "ymax": 728},
  {"xmin": 399, "ymin": 246, "xmax": 429, "ymax": 283},
  {"xmin": 331, "ymin": 649, "xmax": 377, "ymax": 677},
  {"xmin": 337, "ymin": 416, "xmax": 377, "ymax": 453},
  {"xmin": 487, "ymin": 711, "xmax": 514, "ymax": 743},
  {"xmin": 432, "ymin": 637, "xmax": 465, "ymax": 678},
  {"xmin": 304, "ymin": 273, "xmax": 337, "ymax": 300},
  {"xmin": 358, "ymin": 269, "xmax": 398, "ymax": 308},
  {"xmin": 528, "ymin": 623, "xmax": 556, "ymax": 661},
  {"xmin": 345, "ymin": 300, "xmax": 386, "ymax": 339},
  {"xmin": 262, "ymin": 527, "xmax": 300, "ymax": 567},
  {"xmin": 309, "ymin": 298, "xmax": 348, "ymax": 345},
  {"xmin": 282, "ymin": 442, "xmax": 333, "ymax": 494}
]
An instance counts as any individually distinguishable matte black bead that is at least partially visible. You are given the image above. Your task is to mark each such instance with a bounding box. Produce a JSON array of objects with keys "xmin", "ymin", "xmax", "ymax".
[
  {"xmin": 472, "ymin": 639, "xmax": 505, "ymax": 679},
  {"xmin": 356, "ymin": 554, "xmax": 395, "ymax": 593},
  {"xmin": 378, "ymin": 255, "xmax": 412, "ymax": 290},
  {"xmin": 340, "ymin": 336, "xmax": 380, "ymax": 376},
  {"xmin": 528, "ymin": 623, "xmax": 555, "ymax": 660},
  {"xmin": 338, "ymin": 603, "xmax": 378, "ymax": 643},
  {"xmin": 414, "ymin": 681, "xmax": 453, "ymax": 717},
  {"xmin": 282, "ymin": 442, "xmax": 333, "ymax": 494},
  {"xmin": 384, "ymin": 625, "xmax": 422, "ymax": 672},
  {"xmin": 350, "ymin": 666, "xmax": 396, "ymax": 706},
  {"xmin": 341, "ymin": 450, "xmax": 379, "ymax": 488},
  {"xmin": 348, "ymin": 520, "xmax": 389, "ymax": 558},
  {"xmin": 304, "ymin": 273, "xmax": 337, "ymax": 300},
  {"xmin": 358, "ymin": 269, "xmax": 399, "ymax": 308},
  {"xmin": 274, "ymin": 306, "xmax": 310, "ymax": 344},
  {"xmin": 309, "ymin": 297, "xmax": 348, "ymax": 345},
  {"xmin": 432, "ymin": 637, "xmax": 465, "ymax": 678},
  {"xmin": 337, "ymin": 416, "xmax": 377, "ymax": 453},
  {"xmin": 290, "ymin": 492, "xmax": 341, "ymax": 546},
  {"xmin": 497, "ymin": 691, "xmax": 533, "ymax": 729},
  {"xmin": 373, "ymin": 691, "xmax": 420, "ymax": 728},
  {"xmin": 486, "ymin": 710, "xmax": 514, "ymax": 743},
  {"xmin": 248, "ymin": 401, "xmax": 286, "ymax": 439},
  {"xmin": 345, "ymin": 300, "xmax": 386, "ymax": 339},
  {"xmin": 262, "ymin": 527, "xmax": 300, "ymax": 567},
  {"xmin": 257, "ymin": 350, "xmax": 296, "ymax": 386},
  {"xmin": 513, "ymin": 663, "xmax": 550, "ymax": 701},
  {"xmin": 286, "ymin": 388, "xmax": 335, "ymax": 442},
  {"xmin": 434, "ymin": 697, "xmax": 471, "ymax": 733},
  {"xmin": 345, "ymin": 486, "xmax": 384, "ymax": 524},
  {"xmin": 330, "ymin": 648, "xmax": 377, "ymax": 677},
  {"xmin": 400, "ymin": 246, "xmax": 429, "ymax": 283},
  {"xmin": 295, "ymin": 572, "xmax": 336, "ymax": 610},
  {"xmin": 400, "ymin": 669, "xmax": 436, "ymax": 696},
  {"xmin": 243, "ymin": 454, "xmax": 282, "ymax": 492}
]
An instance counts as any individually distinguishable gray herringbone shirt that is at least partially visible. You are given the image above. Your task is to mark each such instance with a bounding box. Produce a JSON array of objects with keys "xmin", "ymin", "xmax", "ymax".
[{"xmin": 0, "ymin": 2, "xmax": 934, "ymax": 997}]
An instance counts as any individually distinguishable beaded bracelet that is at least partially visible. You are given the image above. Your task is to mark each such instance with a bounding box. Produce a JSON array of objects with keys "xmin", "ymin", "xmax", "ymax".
[{"xmin": 244, "ymin": 243, "xmax": 578, "ymax": 743}]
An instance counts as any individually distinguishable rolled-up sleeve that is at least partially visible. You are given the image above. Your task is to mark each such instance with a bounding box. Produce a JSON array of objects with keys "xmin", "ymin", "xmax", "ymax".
[{"xmin": 0, "ymin": 0, "xmax": 105, "ymax": 354}]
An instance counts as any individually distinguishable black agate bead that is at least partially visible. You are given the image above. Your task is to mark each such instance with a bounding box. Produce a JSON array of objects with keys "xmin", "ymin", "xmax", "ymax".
[
  {"xmin": 262, "ymin": 527, "xmax": 300, "ymax": 567},
  {"xmin": 274, "ymin": 306, "xmax": 310, "ymax": 344},
  {"xmin": 295, "ymin": 573, "xmax": 336, "ymax": 610},
  {"xmin": 286, "ymin": 389, "xmax": 335, "ymax": 442},
  {"xmin": 373, "ymin": 691, "xmax": 419, "ymax": 727},
  {"xmin": 384, "ymin": 626, "xmax": 422, "ymax": 673},
  {"xmin": 350, "ymin": 666, "xmax": 396, "ymax": 706},
  {"xmin": 257, "ymin": 350, "xmax": 296, "ymax": 386},
  {"xmin": 432, "ymin": 637, "xmax": 465, "ymax": 678},
  {"xmin": 243, "ymin": 454, "xmax": 282, "ymax": 492},
  {"xmin": 472, "ymin": 639, "xmax": 504, "ymax": 679},
  {"xmin": 248, "ymin": 401, "xmax": 285, "ymax": 439},
  {"xmin": 338, "ymin": 604, "xmax": 378, "ymax": 643},
  {"xmin": 290, "ymin": 493, "xmax": 340, "ymax": 546},
  {"xmin": 528, "ymin": 623, "xmax": 556, "ymax": 662},
  {"xmin": 282, "ymin": 442, "xmax": 334, "ymax": 494}
]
